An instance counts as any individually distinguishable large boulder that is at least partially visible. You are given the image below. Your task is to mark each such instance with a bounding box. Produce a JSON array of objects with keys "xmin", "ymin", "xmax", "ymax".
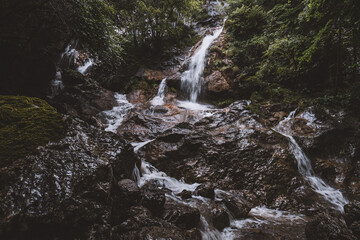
[
  {"xmin": 0, "ymin": 118, "xmax": 138, "ymax": 239},
  {"xmin": 305, "ymin": 213, "xmax": 357, "ymax": 240},
  {"xmin": 162, "ymin": 199, "xmax": 200, "ymax": 229},
  {"xmin": 344, "ymin": 202, "xmax": 360, "ymax": 238},
  {"xmin": 136, "ymin": 68, "xmax": 166, "ymax": 82},
  {"xmin": 204, "ymin": 71, "xmax": 230, "ymax": 97}
]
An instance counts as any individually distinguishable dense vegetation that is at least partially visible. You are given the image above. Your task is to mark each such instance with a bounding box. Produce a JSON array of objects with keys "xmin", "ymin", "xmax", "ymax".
[
  {"xmin": 225, "ymin": 0, "xmax": 360, "ymax": 115},
  {"xmin": 0, "ymin": 0, "xmax": 202, "ymax": 94}
]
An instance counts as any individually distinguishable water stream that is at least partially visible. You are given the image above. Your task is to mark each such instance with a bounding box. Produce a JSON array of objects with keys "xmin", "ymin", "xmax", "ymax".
[
  {"xmin": 102, "ymin": 93, "xmax": 134, "ymax": 133},
  {"xmin": 274, "ymin": 110, "xmax": 348, "ymax": 212},
  {"xmin": 151, "ymin": 78, "xmax": 167, "ymax": 105},
  {"xmin": 181, "ymin": 25, "xmax": 224, "ymax": 103}
]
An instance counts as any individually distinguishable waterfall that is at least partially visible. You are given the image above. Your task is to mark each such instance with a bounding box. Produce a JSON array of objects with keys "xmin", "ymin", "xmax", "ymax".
[
  {"xmin": 77, "ymin": 58, "xmax": 94, "ymax": 75},
  {"xmin": 102, "ymin": 93, "xmax": 133, "ymax": 133},
  {"xmin": 274, "ymin": 111, "xmax": 348, "ymax": 212},
  {"xmin": 181, "ymin": 26, "xmax": 224, "ymax": 103},
  {"xmin": 151, "ymin": 78, "xmax": 167, "ymax": 105}
]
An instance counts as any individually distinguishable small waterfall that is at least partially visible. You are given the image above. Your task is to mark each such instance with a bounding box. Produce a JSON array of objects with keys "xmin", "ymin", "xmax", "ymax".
[
  {"xmin": 274, "ymin": 111, "xmax": 348, "ymax": 212},
  {"xmin": 77, "ymin": 58, "xmax": 94, "ymax": 75},
  {"xmin": 151, "ymin": 78, "xmax": 167, "ymax": 105},
  {"xmin": 48, "ymin": 71, "xmax": 64, "ymax": 98},
  {"xmin": 181, "ymin": 26, "xmax": 224, "ymax": 102},
  {"xmin": 102, "ymin": 93, "xmax": 133, "ymax": 133}
]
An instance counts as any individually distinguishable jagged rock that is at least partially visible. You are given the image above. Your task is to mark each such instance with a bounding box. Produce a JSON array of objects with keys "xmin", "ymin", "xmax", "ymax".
[
  {"xmin": 141, "ymin": 102, "xmax": 315, "ymax": 212},
  {"xmin": 223, "ymin": 197, "xmax": 251, "ymax": 219},
  {"xmin": 50, "ymin": 78, "xmax": 116, "ymax": 122},
  {"xmin": 178, "ymin": 190, "xmax": 192, "ymax": 199},
  {"xmin": 113, "ymin": 205, "xmax": 188, "ymax": 240},
  {"xmin": 126, "ymin": 89, "xmax": 151, "ymax": 104},
  {"xmin": 305, "ymin": 213, "xmax": 357, "ymax": 240},
  {"xmin": 141, "ymin": 181, "xmax": 166, "ymax": 215},
  {"xmin": 162, "ymin": 199, "xmax": 200, "ymax": 229},
  {"xmin": 211, "ymin": 203, "xmax": 230, "ymax": 230},
  {"xmin": 62, "ymin": 69, "xmax": 86, "ymax": 85},
  {"xmin": 344, "ymin": 202, "xmax": 360, "ymax": 237},
  {"xmin": 204, "ymin": 71, "xmax": 230, "ymax": 95},
  {"xmin": 0, "ymin": 118, "xmax": 138, "ymax": 239},
  {"xmin": 136, "ymin": 68, "xmax": 165, "ymax": 82},
  {"xmin": 117, "ymin": 179, "xmax": 141, "ymax": 202},
  {"xmin": 194, "ymin": 182, "xmax": 215, "ymax": 199}
]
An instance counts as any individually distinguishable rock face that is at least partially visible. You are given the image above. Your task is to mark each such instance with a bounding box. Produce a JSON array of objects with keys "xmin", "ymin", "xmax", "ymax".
[
  {"xmin": 138, "ymin": 101, "xmax": 322, "ymax": 212},
  {"xmin": 305, "ymin": 213, "xmax": 358, "ymax": 240},
  {"xmin": 204, "ymin": 70, "xmax": 230, "ymax": 96},
  {"xmin": 0, "ymin": 118, "xmax": 138, "ymax": 239},
  {"xmin": 136, "ymin": 68, "xmax": 166, "ymax": 82},
  {"xmin": 50, "ymin": 78, "xmax": 116, "ymax": 122}
]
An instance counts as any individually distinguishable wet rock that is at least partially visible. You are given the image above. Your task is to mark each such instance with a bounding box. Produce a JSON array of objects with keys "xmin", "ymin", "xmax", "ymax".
[
  {"xmin": 117, "ymin": 179, "xmax": 141, "ymax": 202},
  {"xmin": 292, "ymin": 118, "xmax": 314, "ymax": 135},
  {"xmin": 167, "ymin": 72, "xmax": 182, "ymax": 90},
  {"xmin": 178, "ymin": 190, "xmax": 192, "ymax": 199},
  {"xmin": 204, "ymin": 71, "xmax": 230, "ymax": 96},
  {"xmin": 194, "ymin": 182, "xmax": 215, "ymax": 199},
  {"xmin": 152, "ymin": 105, "xmax": 168, "ymax": 114},
  {"xmin": 62, "ymin": 69, "xmax": 86, "ymax": 85},
  {"xmin": 127, "ymin": 89, "xmax": 151, "ymax": 104},
  {"xmin": 211, "ymin": 204, "xmax": 230, "ymax": 231},
  {"xmin": 113, "ymin": 205, "xmax": 187, "ymax": 240},
  {"xmin": 0, "ymin": 118, "xmax": 137, "ymax": 239},
  {"xmin": 136, "ymin": 68, "xmax": 165, "ymax": 82},
  {"xmin": 162, "ymin": 199, "xmax": 200, "ymax": 229},
  {"xmin": 344, "ymin": 201, "xmax": 360, "ymax": 237},
  {"xmin": 223, "ymin": 198, "xmax": 251, "ymax": 219},
  {"xmin": 144, "ymin": 103, "xmax": 311, "ymax": 212},
  {"xmin": 186, "ymin": 228, "xmax": 202, "ymax": 240},
  {"xmin": 141, "ymin": 182, "xmax": 166, "ymax": 215},
  {"xmin": 305, "ymin": 213, "xmax": 357, "ymax": 240},
  {"xmin": 50, "ymin": 78, "xmax": 116, "ymax": 122}
]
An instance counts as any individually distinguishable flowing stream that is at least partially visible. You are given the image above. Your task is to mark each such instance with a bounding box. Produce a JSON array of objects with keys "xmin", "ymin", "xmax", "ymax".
[
  {"xmin": 180, "ymin": 26, "xmax": 224, "ymax": 103},
  {"xmin": 151, "ymin": 78, "xmax": 167, "ymax": 105},
  {"xmin": 274, "ymin": 111, "xmax": 348, "ymax": 212}
]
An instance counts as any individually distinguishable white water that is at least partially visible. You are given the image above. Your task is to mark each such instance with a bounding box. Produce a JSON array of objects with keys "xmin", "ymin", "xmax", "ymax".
[
  {"xmin": 48, "ymin": 71, "xmax": 64, "ymax": 98},
  {"xmin": 77, "ymin": 58, "xmax": 94, "ymax": 75},
  {"xmin": 103, "ymin": 93, "xmax": 133, "ymax": 133},
  {"xmin": 181, "ymin": 26, "xmax": 224, "ymax": 102},
  {"xmin": 222, "ymin": 206, "xmax": 306, "ymax": 240},
  {"xmin": 151, "ymin": 78, "xmax": 167, "ymax": 105},
  {"xmin": 275, "ymin": 111, "xmax": 348, "ymax": 212}
]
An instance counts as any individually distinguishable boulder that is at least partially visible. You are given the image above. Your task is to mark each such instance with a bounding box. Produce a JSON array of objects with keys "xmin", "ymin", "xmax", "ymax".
[
  {"xmin": 211, "ymin": 204, "xmax": 230, "ymax": 231},
  {"xmin": 62, "ymin": 69, "xmax": 86, "ymax": 85},
  {"xmin": 194, "ymin": 182, "xmax": 215, "ymax": 199},
  {"xmin": 0, "ymin": 118, "xmax": 138, "ymax": 239},
  {"xmin": 344, "ymin": 201, "xmax": 360, "ymax": 237},
  {"xmin": 204, "ymin": 71, "xmax": 230, "ymax": 94},
  {"xmin": 141, "ymin": 182, "xmax": 166, "ymax": 215},
  {"xmin": 305, "ymin": 213, "xmax": 357, "ymax": 240},
  {"xmin": 162, "ymin": 199, "xmax": 200, "ymax": 229},
  {"xmin": 136, "ymin": 68, "xmax": 165, "ymax": 82}
]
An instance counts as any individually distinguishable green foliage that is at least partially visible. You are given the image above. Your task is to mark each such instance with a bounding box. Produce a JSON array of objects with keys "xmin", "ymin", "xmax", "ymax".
[
  {"xmin": 225, "ymin": 0, "xmax": 360, "ymax": 116},
  {"xmin": 0, "ymin": 96, "xmax": 67, "ymax": 167}
]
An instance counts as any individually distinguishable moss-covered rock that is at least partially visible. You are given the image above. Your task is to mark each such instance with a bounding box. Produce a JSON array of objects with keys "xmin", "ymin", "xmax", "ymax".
[{"xmin": 0, "ymin": 95, "xmax": 66, "ymax": 167}]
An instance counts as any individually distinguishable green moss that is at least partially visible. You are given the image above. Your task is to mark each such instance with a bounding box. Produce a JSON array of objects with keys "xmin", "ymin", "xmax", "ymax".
[
  {"xmin": 0, "ymin": 96, "xmax": 67, "ymax": 167},
  {"xmin": 132, "ymin": 80, "xmax": 151, "ymax": 91}
]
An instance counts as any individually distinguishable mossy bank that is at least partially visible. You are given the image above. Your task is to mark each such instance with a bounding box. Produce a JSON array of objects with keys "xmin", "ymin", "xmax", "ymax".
[{"xmin": 0, "ymin": 96, "xmax": 67, "ymax": 167}]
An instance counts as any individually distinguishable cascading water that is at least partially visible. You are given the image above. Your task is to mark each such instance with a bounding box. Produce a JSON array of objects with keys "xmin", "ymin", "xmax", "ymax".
[
  {"xmin": 274, "ymin": 111, "xmax": 348, "ymax": 212},
  {"xmin": 102, "ymin": 93, "xmax": 133, "ymax": 133},
  {"xmin": 151, "ymin": 78, "xmax": 167, "ymax": 105},
  {"xmin": 77, "ymin": 58, "xmax": 94, "ymax": 75},
  {"xmin": 180, "ymin": 26, "xmax": 224, "ymax": 103}
]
